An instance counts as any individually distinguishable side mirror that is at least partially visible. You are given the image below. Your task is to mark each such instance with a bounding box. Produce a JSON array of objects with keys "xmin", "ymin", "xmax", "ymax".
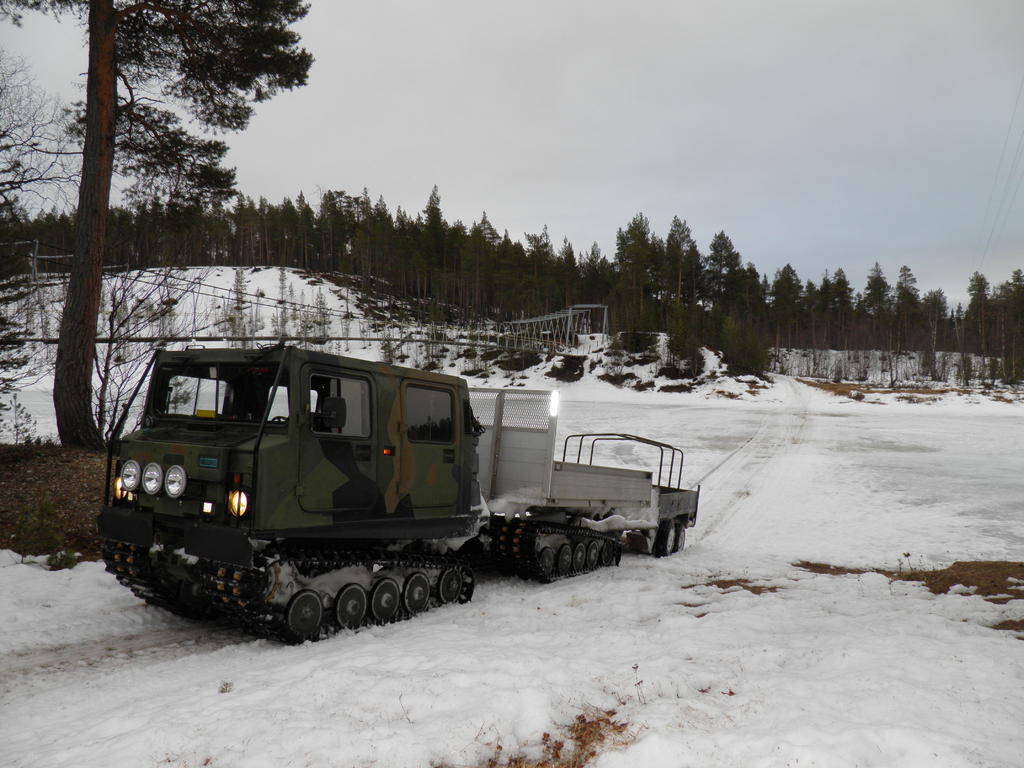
[{"xmin": 320, "ymin": 396, "xmax": 347, "ymax": 431}]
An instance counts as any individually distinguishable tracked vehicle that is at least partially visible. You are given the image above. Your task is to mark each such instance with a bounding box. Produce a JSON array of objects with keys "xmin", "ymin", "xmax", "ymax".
[{"xmin": 98, "ymin": 346, "xmax": 699, "ymax": 642}]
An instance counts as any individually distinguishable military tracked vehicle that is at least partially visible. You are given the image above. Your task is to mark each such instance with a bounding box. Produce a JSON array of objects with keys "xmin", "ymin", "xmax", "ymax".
[{"xmin": 98, "ymin": 346, "xmax": 699, "ymax": 642}]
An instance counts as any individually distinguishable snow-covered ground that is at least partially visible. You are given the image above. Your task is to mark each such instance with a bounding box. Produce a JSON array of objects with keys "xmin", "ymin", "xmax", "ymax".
[{"xmin": 2, "ymin": 377, "xmax": 1022, "ymax": 768}]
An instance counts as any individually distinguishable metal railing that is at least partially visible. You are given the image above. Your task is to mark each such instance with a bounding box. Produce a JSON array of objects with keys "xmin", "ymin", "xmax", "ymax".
[{"xmin": 561, "ymin": 433, "xmax": 685, "ymax": 489}]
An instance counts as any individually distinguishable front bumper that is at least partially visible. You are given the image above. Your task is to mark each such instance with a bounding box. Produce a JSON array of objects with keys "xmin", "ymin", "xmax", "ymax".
[
  {"xmin": 97, "ymin": 506, "xmax": 154, "ymax": 547},
  {"xmin": 97, "ymin": 506, "xmax": 252, "ymax": 567}
]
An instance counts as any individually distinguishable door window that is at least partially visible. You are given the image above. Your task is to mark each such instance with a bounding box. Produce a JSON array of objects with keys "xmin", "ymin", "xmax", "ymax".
[
  {"xmin": 310, "ymin": 374, "xmax": 371, "ymax": 437},
  {"xmin": 406, "ymin": 386, "xmax": 454, "ymax": 443}
]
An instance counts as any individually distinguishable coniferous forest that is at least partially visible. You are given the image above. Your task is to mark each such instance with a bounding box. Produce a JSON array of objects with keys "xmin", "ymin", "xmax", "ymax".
[{"xmin": 4, "ymin": 186, "xmax": 1023, "ymax": 384}]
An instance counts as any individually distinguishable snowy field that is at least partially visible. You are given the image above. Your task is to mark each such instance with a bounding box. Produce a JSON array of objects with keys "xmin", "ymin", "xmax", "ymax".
[{"xmin": 2, "ymin": 377, "xmax": 1023, "ymax": 768}]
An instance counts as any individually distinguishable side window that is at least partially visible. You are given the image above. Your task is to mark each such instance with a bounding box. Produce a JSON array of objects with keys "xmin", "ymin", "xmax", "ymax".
[
  {"xmin": 406, "ymin": 386, "xmax": 454, "ymax": 443},
  {"xmin": 310, "ymin": 373, "xmax": 371, "ymax": 437}
]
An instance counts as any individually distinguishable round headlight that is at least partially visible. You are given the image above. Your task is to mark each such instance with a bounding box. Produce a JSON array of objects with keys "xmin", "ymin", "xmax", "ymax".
[
  {"xmin": 165, "ymin": 465, "xmax": 187, "ymax": 498},
  {"xmin": 142, "ymin": 462, "xmax": 164, "ymax": 495},
  {"xmin": 227, "ymin": 490, "xmax": 249, "ymax": 517},
  {"xmin": 120, "ymin": 459, "xmax": 141, "ymax": 491}
]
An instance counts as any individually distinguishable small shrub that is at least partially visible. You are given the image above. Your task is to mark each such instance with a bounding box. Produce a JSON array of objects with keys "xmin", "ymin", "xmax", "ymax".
[
  {"xmin": 46, "ymin": 550, "xmax": 79, "ymax": 570},
  {"xmin": 546, "ymin": 355, "xmax": 585, "ymax": 382},
  {"xmin": 598, "ymin": 372, "xmax": 637, "ymax": 387},
  {"xmin": 497, "ymin": 351, "xmax": 542, "ymax": 372},
  {"xmin": 13, "ymin": 495, "xmax": 74, "ymax": 568}
]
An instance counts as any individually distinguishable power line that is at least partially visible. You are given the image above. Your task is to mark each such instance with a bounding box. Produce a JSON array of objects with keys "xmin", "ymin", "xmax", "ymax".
[{"xmin": 980, "ymin": 68, "xmax": 1024, "ymax": 269}]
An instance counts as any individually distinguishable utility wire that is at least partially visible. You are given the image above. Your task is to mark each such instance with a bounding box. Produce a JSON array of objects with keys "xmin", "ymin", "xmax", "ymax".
[
  {"xmin": 28, "ymin": 258, "xmax": 495, "ymax": 343},
  {"xmin": 980, "ymin": 69, "xmax": 1024, "ymax": 269}
]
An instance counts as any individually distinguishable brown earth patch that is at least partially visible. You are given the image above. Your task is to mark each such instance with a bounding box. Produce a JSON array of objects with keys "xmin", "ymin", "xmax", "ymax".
[
  {"xmin": 436, "ymin": 709, "xmax": 634, "ymax": 768},
  {"xmin": 658, "ymin": 383, "xmax": 693, "ymax": 393},
  {"xmin": 682, "ymin": 578, "xmax": 781, "ymax": 596},
  {"xmin": 993, "ymin": 619, "xmax": 1024, "ymax": 632},
  {"xmin": 0, "ymin": 443, "xmax": 106, "ymax": 560},
  {"xmin": 707, "ymin": 578, "xmax": 781, "ymax": 595},
  {"xmin": 794, "ymin": 560, "xmax": 872, "ymax": 576}
]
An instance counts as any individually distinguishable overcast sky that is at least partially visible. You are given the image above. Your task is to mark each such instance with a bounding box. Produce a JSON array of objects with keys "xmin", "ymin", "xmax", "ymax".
[{"xmin": 4, "ymin": 0, "xmax": 1024, "ymax": 302}]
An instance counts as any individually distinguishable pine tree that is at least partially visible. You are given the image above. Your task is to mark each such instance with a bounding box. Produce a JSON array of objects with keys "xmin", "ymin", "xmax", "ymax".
[
  {"xmin": 770, "ymin": 264, "xmax": 802, "ymax": 349},
  {"xmin": 894, "ymin": 265, "xmax": 921, "ymax": 353},
  {"xmin": 2, "ymin": 1, "xmax": 312, "ymax": 447},
  {"xmin": 705, "ymin": 231, "xmax": 741, "ymax": 308}
]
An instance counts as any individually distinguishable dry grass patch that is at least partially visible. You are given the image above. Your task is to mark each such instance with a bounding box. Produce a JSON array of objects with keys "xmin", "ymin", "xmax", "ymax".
[
  {"xmin": 797, "ymin": 378, "xmax": 1023, "ymax": 404},
  {"xmin": 439, "ymin": 710, "xmax": 634, "ymax": 768}
]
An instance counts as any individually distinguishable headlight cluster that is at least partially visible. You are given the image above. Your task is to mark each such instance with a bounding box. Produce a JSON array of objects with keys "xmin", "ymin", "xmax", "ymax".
[{"xmin": 119, "ymin": 460, "xmax": 187, "ymax": 498}]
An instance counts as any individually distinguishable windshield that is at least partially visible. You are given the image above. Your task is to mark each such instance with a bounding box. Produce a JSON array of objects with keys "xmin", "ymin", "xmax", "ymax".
[{"xmin": 151, "ymin": 362, "xmax": 289, "ymax": 423}]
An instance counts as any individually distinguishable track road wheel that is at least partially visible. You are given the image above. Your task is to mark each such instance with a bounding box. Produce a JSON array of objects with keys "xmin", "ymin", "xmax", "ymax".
[
  {"xmin": 601, "ymin": 540, "xmax": 616, "ymax": 567},
  {"xmin": 403, "ymin": 572, "xmax": 431, "ymax": 614},
  {"xmin": 572, "ymin": 542, "xmax": 587, "ymax": 573},
  {"xmin": 586, "ymin": 540, "xmax": 601, "ymax": 570},
  {"xmin": 556, "ymin": 544, "xmax": 572, "ymax": 576},
  {"xmin": 537, "ymin": 547, "xmax": 555, "ymax": 581},
  {"xmin": 370, "ymin": 578, "xmax": 401, "ymax": 623},
  {"xmin": 286, "ymin": 589, "xmax": 324, "ymax": 641},
  {"xmin": 438, "ymin": 568, "xmax": 463, "ymax": 604},
  {"xmin": 334, "ymin": 584, "xmax": 367, "ymax": 630}
]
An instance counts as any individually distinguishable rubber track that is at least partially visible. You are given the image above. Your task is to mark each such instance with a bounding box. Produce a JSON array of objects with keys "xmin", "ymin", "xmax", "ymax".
[
  {"xmin": 102, "ymin": 540, "xmax": 211, "ymax": 619},
  {"xmin": 200, "ymin": 546, "xmax": 475, "ymax": 644},
  {"xmin": 492, "ymin": 519, "xmax": 621, "ymax": 583}
]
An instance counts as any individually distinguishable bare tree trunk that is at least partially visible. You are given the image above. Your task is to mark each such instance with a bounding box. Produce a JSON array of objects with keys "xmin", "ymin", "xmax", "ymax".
[{"xmin": 53, "ymin": 0, "xmax": 116, "ymax": 449}]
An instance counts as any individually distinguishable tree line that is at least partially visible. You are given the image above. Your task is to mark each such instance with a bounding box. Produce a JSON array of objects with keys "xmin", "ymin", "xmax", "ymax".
[{"xmin": 4, "ymin": 187, "xmax": 1023, "ymax": 383}]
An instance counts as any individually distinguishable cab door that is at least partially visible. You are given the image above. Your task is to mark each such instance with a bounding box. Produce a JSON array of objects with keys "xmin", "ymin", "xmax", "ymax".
[
  {"xmin": 399, "ymin": 381, "xmax": 460, "ymax": 515},
  {"xmin": 297, "ymin": 365, "xmax": 380, "ymax": 517}
]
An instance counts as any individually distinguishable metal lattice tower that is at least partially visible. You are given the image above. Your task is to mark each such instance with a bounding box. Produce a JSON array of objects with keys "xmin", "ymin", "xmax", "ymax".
[{"xmin": 497, "ymin": 305, "xmax": 608, "ymax": 353}]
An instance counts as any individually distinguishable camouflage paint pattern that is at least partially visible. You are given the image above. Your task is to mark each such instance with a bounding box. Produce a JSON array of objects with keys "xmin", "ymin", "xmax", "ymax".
[{"xmin": 112, "ymin": 347, "xmax": 477, "ymax": 545}]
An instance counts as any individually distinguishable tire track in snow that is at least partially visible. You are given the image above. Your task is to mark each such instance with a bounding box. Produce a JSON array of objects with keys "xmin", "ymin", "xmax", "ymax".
[
  {"xmin": 690, "ymin": 376, "xmax": 811, "ymax": 545},
  {"xmin": 0, "ymin": 620, "xmax": 251, "ymax": 682}
]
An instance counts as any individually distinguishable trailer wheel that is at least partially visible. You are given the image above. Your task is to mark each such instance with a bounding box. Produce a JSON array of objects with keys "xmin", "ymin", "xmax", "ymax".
[
  {"xmin": 672, "ymin": 516, "xmax": 687, "ymax": 553},
  {"xmin": 653, "ymin": 519, "xmax": 673, "ymax": 557}
]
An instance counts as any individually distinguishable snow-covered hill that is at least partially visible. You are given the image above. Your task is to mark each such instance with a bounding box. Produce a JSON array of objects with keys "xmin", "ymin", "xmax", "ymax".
[{"xmin": 8, "ymin": 266, "xmax": 1020, "ymax": 444}]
